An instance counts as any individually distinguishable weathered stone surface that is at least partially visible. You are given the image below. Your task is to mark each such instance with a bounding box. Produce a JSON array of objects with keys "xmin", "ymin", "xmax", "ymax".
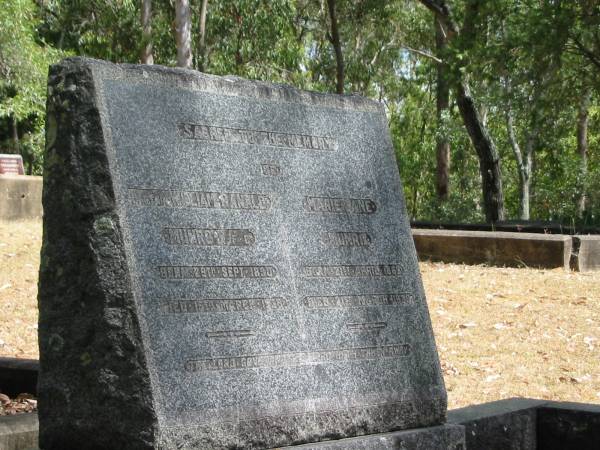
[
  {"xmin": 412, "ymin": 229, "xmax": 572, "ymax": 269},
  {"xmin": 278, "ymin": 424, "xmax": 465, "ymax": 449},
  {"xmin": 39, "ymin": 57, "xmax": 446, "ymax": 449}
]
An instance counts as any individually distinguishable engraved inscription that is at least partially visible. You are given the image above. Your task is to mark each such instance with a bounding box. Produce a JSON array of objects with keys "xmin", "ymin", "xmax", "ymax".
[
  {"xmin": 304, "ymin": 196, "xmax": 377, "ymax": 214},
  {"xmin": 206, "ymin": 329, "xmax": 255, "ymax": 339},
  {"xmin": 301, "ymin": 264, "xmax": 402, "ymax": 278},
  {"xmin": 128, "ymin": 188, "xmax": 271, "ymax": 210},
  {"xmin": 322, "ymin": 231, "xmax": 372, "ymax": 247},
  {"xmin": 347, "ymin": 322, "xmax": 387, "ymax": 332},
  {"xmin": 184, "ymin": 344, "xmax": 411, "ymax": 372},
  {"xmin": 261, "ymin": 163, "xmax": 281, "ymax": 176},
  {"xmin": 178, "ymin": 123, "xmax": 336, "ymax": 151},
  {"xmin": 158, "ymin": 265, "xmax": 277, "ymax": 279},
  {"xmin": 163, "ymin": 297, "xmax": 287, "ymax": 314},
  {"xmin": 162, "ymin": 228, "xmax": 255, "ymax": 246},
  {"xmin": 302, "ymin": 293, "xmax": 414, "ymax": 309}
]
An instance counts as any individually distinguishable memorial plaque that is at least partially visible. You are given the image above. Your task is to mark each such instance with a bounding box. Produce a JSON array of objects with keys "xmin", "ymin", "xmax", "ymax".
[{"xmin": 39, "ymin": 58, "xmax": 447, "ymax": 450}]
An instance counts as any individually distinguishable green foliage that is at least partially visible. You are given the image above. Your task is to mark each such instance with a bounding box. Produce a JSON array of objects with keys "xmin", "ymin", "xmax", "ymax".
[
  {"xmin": 0, "ymin": 0, "xmax": 63, "ymax": 174},
  {"xmin": 2, "ymin": 0, "xmax": 598, "ymax": 225}
]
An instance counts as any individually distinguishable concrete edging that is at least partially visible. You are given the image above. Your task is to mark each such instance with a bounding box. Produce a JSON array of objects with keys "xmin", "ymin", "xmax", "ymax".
[{"xmin": 411, "ymin": 229, "xmax": 600, "ymax": 271}]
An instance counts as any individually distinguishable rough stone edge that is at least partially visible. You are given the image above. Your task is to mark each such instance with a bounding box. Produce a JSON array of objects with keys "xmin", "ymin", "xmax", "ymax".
[
  {"xmin": 69, "ymin": 56, "xmax": 382, "ymax": 113},
  {"xmin": 38, "ymin": 58, "xmax": 158, "ymax": 449},
  {"xmin": 0, "ymin": 413, "xmax": 38, "ymax": 450}
]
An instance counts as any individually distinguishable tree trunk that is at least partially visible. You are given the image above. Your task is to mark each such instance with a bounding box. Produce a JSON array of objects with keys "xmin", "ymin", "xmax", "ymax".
[
  {"xmin": 506, "ymin": 107, "xmax": 531, "ymax": 220},
  {"xmin": 576, "ymin": 87, "xmax": 592, "ymax": 218},
  {"xmin": 175, "ymin": 0, "xmax": 192, "ymax": 68},
  {"xmin": 456, "ymin": 81, "xmax": 505, "ymax": 222},
  {"xmin": 10, "ymin": 116, "xmax": 19, "ymax": 155},
  {"xmin": 435, "ymin": 17, "xmax": 450, "ymax": 200},
  {"xmin": 419, "ymin": 0, "xmax": 505, "ymax": 222},
  {"xmin": 140, "ymin": 0, "xmax": 153, "ymax": 64},
  {"xmin": 326, "ymin": 0, "xmax": 344, "ymax": 94},
  {"xmin": 197, "ymin": 0, "xmax": 209, "ymax": 71}
]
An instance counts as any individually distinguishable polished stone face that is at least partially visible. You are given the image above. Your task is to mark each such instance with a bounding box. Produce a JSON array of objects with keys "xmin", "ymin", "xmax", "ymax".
[{"xmin": 41, "ymin": 58, "xmax": 446, "ymax": 449}]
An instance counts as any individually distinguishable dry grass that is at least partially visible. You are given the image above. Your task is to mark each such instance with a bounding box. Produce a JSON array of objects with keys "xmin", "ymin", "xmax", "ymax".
[{"xmin": 1, "ymin": 219, "xmax": 599, "ymax": 409}]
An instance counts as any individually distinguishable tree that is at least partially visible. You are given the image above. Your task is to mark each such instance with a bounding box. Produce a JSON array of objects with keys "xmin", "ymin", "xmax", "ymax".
[
  {"xmin": 326, "ymin": 0, "xmax": 344, "ymax": 94},
  {"xmin": 175, "ymin": 0, "xmax": 192, "ymax": 68},
  {"xmin": 434, "ymin": 17, "xmax": 450, "ymax": 200},
  {"xmin": 140, "ymin": 0, "xmax": 153, "ymax": 64},
  {"xmin": 197, "ymin": 0, "xmax": 209, "ymax": 71},
  {"xmin": 418, "ymin": 0, "xmax": 505, "ymax": 222}
]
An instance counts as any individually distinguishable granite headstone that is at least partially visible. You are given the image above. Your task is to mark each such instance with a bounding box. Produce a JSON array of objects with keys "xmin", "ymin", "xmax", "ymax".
[{"xmin": 39, "ymin": 58, "xmax": 448, "ymax": 449}]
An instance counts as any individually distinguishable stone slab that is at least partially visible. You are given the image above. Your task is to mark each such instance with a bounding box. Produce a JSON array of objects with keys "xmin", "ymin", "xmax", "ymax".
[
  {"xmin": 573, "ymin": 236, "xmax": 600, "ymax": 272},
  {"xmin": 0, "ymin": 176, "xmax": 43, "ymax": 221},
  {"xmin": 0, "ymin": 358, "xmax": 38, "ymax": 397},
  {"xmin": 38, "ymin": 57, "xmax": 446, "ymax": 449},
  {"xmin": 277, "ymin": 424, "xmax": 465, "ymax": 449},
  {"xmin": 412, "ymin": 229, "xmax": 572, "ymax": 269},
  {"xmin": 0, "ymin": 413, "xmax": 38, "ymax": 450}
]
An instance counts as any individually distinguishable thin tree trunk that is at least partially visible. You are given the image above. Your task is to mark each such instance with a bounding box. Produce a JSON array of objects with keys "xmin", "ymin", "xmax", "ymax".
[
  {"xmin": 11, "ymin": 117, "xmax": 19, "ymax": 155},
  {"xmin": 140, "ymin": 0, "xmax": 153, "ymax": 64},
  {"xmin": 326, "ymin": 0, "xmax": 344, "ymax": 94},
  {"xmin": 175, "ymin": 0, "xmax": 192, "ymax": 68},
  {"xmin": 197, "ymin": 0, "xmax": 209, "ymax": 71},
  {"xmin": 435, "ymin": 17, "xmax": 450, "ymax": 200},
  {"xmin": 506, "ymin": 107, "xmax": 531, "ymax": 220},
  {"xmin": 456, "ymin": 81, "xmax": 505, "ymax": 222},
  {"xmin": 576, "ymin": 87, "xmax": 592, "ymax": 218}
]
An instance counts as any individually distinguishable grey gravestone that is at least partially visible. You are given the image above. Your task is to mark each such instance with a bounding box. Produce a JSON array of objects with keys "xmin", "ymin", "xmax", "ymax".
[{"xmin": 39, "ymin": 57, "xmax": 449, "ymax": 449}]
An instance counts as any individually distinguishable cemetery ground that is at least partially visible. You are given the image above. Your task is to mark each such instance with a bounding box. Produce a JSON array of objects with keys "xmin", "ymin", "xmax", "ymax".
[{"xmin": 1, "ymin": 219, "xmax": 600, "ymax": 413}]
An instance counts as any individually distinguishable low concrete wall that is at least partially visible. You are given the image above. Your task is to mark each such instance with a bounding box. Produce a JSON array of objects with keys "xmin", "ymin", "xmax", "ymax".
[
  {"xmin": 573, "ymin": 236, "xmax": 600, "ymax": 272},
  {"xmin": 0, "ymin": 176, "xmax": 43, "ymax": 221},
  {"xmin": 412, "ymin": 229, "xmax": 572, "ymax": 270}
]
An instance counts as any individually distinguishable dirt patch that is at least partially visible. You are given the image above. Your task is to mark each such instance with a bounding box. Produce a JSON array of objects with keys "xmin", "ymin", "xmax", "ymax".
[{"xmin": 1, "ymin": 219, "xmax": 599, "ymax": 409}]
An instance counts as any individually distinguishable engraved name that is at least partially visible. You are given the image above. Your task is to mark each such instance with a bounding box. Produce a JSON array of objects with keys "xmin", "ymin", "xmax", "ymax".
[
  {"xmin": 304, "ymin": 196, "xmax": 377, "ymax": 214},
  {"xmin": 163, "ymin": 297, "xmax": 287, "ymax": 314},
  {"xmin": 178, "ymin": 123, "xmax": 336, "ymax": 151},
  {"xmin": 184, "ymin": 344, "xmax": 411, "ymax": 372},
  {"xmin": 302, "ymin": 293, "xmax": 414, "ymax": 309},
  {"xmin": 301, "ymin": 264, "xmax": 402, "ymax": 278},
  {"xmin": 162, "ymin": 228, "xmax": 255, "ymax": 246},
  {"xmin": 206, "ymin": 329, "xmax": 254, "ymax": 339},
  {"xmin": 322, "ymin": 231, "xmax": 372, "ymax": 247},
  {"xmin": 158, "ymin": 265, "xmax": 277, "ymax": 279},
  {"xmin": 346, "ymin": 322, "xmax": 387, "ymax": 332},
  {"xmin": 128, "ymin": 188, "xmax": 272, "ymax": 210}
]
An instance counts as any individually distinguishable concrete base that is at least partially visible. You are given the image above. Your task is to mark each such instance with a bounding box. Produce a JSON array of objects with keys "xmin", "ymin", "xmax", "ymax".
[
  {"xmin": 448, "ymin": 398, "xmax": 600, "ymax": 450},
  {"xmin": 278, "ymin": 424, "xmax": 465, "ymax": 449},
  {"xmin": 412, "ymin": 229, "xmax": 572, "ymax": 269},
  {"xmin": 0, "ymin": 413, "xmax": 38, "ymax": 450},
  {"xmin": 0, "ymin": 176, "xmax": 43, "ymax": 221},
  {"xmin": 4, "ymin": 399, "xmax": 600, "ymax": 449}
]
